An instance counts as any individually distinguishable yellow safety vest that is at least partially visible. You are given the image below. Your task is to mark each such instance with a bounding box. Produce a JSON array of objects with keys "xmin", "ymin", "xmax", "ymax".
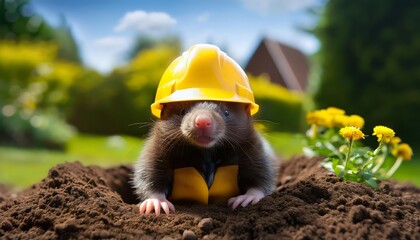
[{"xmin": 169, "ymin": 165, "xmax": 240, "ymax": 204}]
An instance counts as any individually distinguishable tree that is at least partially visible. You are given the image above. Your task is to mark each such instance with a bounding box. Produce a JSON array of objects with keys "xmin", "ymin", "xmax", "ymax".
[
  {"xmin": 54, "ymin": 15, "xmax": 82, "ymax": 63},
  {"xmin": 126, "ymin": 35, "xmax": 181, "ymax": 61},
  {"xmin": 0, "ymin": 0, "xmax": 55, "ymax": 41},
  {"xmin": 313, "ymin": 0, "xmax": 420, "ymax": 145},
  {"xmin": 0, "ymin": 0, "xmax": 81, "ymax": 63}
]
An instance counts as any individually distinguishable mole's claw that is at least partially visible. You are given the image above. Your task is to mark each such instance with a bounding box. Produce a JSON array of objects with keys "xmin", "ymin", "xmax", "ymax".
[
  {"xmin": 229, "ymin": 188, "xmax": 265, "ymax": 209},
  {"xmin": 145, "ymin": 200, "xmax": 154, "ymax": 214},
  {"xmin": 240, "ymin": 196, "xmax": 254, "ymax": 207},
  {"xmin": 139, "ymin": 201, "xmax": 146, "ymax": 214},
  {"xmin": 138, "ymin": 197, "xmax": 175, "ymax": 215},
  {"xmin": 161, "ymin": 201, "xmax": 170, "ymax": 215},
  {"xmin": 153, "ymin": 200, "xmax": 161, "ymax": 216}
]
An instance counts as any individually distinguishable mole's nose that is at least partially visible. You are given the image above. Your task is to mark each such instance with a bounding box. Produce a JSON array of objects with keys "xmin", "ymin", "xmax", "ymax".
[{"xmin": 195, "ymin": 115, "xmax": 212, "ymax": 129}]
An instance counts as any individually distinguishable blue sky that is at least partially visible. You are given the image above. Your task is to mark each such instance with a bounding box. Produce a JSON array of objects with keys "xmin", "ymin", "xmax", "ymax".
[{"xmin": 32, "ymin": 0, "xmax": 323, "ymax": 73}]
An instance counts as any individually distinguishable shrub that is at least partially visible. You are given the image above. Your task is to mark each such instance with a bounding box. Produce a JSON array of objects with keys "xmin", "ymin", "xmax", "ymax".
[
  {"xmin": 0, "ymin": 110, "xmax": 75, "ymax": 149},
  {"xmin": 0, "ymin": 41, "xmax": 79, "ymax": 148},
  {"xmin": 249, "ymin": 75, "xmax": 304, "ymax": 132}
]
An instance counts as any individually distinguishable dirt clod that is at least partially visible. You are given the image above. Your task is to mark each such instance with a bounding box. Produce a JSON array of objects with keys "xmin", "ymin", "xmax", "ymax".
[
  {"xmin": 349, "ymin": 205, "xmax": 371, "ymax": 223},
  {"xmin": 0, "ymin": 156, "xmax": 419, "ymax": 239},
  {"xmin": 198, "ymin": 218, "xmax": 214, "ymax": 233},
  {"xmin": 183, "ymin": 230, "xmax": 197, "ymax": 240}
]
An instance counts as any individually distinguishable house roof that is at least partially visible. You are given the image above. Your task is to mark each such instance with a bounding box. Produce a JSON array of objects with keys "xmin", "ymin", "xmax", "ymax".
[{"xmin": 245, "ymin": 37, "xmax": 309, "ymax": 91}]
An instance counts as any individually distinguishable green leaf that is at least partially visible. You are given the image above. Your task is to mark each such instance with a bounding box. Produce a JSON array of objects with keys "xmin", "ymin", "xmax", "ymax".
[
  {"xmin": 364, "ymin": 178, "xmax": 379, "ymax": 189},
  {"xmin": 331, "ymin": 157, "xmax": 340, "ymax": 168},
  {"xmin": 331, "ymin": 157, "xmax": 343, "ymax": 176}
]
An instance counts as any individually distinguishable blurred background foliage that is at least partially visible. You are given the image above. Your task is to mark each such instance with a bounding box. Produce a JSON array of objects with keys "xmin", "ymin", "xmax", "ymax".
[
  {"xmin": 67, "ymin": 44, "xmax": 182, "ymax": 137},
  {"xmin": 312, "ymin": 0, "xmax": 420, "ymax": 146},
  {"xmin": 250, "ymin": 75, "xmax": 304, "ymax": 133},
  {"xmin": 0, "ymin": 0, "xmax": 419, "ymax": 188}
]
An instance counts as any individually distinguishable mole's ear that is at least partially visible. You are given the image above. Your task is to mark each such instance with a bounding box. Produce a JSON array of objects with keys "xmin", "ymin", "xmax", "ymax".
[
  {"xmin": 245, "ymin": 104, "xmax": 252, "ymax": 115},
  {"xmin": 160, "ymin": 105, "xmax": 168, "ymax": 120}
]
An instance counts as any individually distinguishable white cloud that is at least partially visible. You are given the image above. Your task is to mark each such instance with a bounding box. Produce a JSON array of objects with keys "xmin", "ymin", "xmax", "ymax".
[
  {"xmin": 84, "ymin": 36, "xmax": 132, "ymax": 73},
  {"xmin": 83, "ymin": 43, "xmax": 128, "ymax": 73},
  {"xmin": 297, "ymin": 36, "xmax": 319, "ymax": 54},
  {"xmin": 197, "ymin": 12, "xmax": 210, "ymax": 23},
  {"xmin": 95, "ymin": 36, "xmax": 129, "ymax": 47},
  {"xmin": 114, "ymin": 10, "xmax": 176, "ymax": 32},
  {"xmin": 270, "ymin": 28, "xmax": 320, "ymax": 54},
  {"xmin": 239, "ymin": 0, "xmax": 317, "ymax": 13}
]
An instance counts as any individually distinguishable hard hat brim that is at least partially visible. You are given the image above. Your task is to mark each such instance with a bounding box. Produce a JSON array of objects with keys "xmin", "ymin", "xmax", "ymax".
[{"xmin": 151, "ymin": 88, "xmax": 259, "ymax": 118}]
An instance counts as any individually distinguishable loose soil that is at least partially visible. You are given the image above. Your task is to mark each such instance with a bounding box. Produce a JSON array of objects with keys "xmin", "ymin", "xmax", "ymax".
[{"xmin": 0, "ymin": 156, "xmax": 419, "ymax": 239}]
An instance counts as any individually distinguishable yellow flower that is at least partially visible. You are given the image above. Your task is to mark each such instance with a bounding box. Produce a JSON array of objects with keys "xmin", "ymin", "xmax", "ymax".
[
  {"xmin": 306, "ymin": 107, "xmax": 346, "ymax": 128},
  {"xmin": 339, "ymin": 126, "xmax": 365, "ymax": 141},
  {"xmin": 306, "ymin": 110, "xmax": 333, "ymax": 127},
  {"xmin": 332, "ymin": 114, "xmax": 349, "ymax": 127},
  {"xmin": 325, "ymin": 107, "xmax": 345, "ymax": 116},
  {"xmin": 392, "ymin": 143, "xmax": 413, "ymax": 160},
  {"xmin": 372, "ymin": 126, "xmax": 395, "ymax": 143},
  {"xmin": 306, "ymin": 110, "xmax": 319, "ymax": 125},
  {"xmin": 333, "ymin": 114, "xmax": 365, "ymax": 128},
  {"xmin": 389, "ymin": 137, "xmax": 401, "ymax": 146},
  {"xmin": 347, "ymin": 115, "xmax": 365, "ymax": 128}
]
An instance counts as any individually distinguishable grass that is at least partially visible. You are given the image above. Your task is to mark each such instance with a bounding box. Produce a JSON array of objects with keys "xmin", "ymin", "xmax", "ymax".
[
  {"xmin": 263, "ymin": 132, "xmax": 304, "ymax": 158},
  {"xmin": 66, "ymin": 134, "xmax": 143, "ymax": 165},
  {"xmin": 391, "ymin": 159, "xmax": 420, "ymax": 185},
  {"xmin": 0, "ymin": 134, "xmax": 143, "ymax": 189},
  {"xmin": 0, "ymin": 132, "xmax": 418, "ymax": 189}
]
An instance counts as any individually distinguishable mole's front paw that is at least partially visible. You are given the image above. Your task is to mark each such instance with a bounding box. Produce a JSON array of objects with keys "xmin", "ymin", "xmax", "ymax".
[
  {"xmin": 228, "ymin": 188, "xmax": 265, "ymax": 210},
  {"xmin": 139, "ymin": 194, "xmax": 175, "ymax": 215}
]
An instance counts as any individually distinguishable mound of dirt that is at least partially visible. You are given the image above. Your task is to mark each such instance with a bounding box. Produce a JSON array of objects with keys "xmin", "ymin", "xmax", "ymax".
[{"xmin": 1, "ymin": 156, "xmax": 419, "ymax": 239}]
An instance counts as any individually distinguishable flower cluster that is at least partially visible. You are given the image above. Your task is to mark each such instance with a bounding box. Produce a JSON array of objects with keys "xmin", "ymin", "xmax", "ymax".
[
  {"xmin": 304, "ymin": 107, "xmax": 413, "ymax": 188},
  {"xmin": 307, "ymin": 107, "xmax": 364, "ymax": 129}
]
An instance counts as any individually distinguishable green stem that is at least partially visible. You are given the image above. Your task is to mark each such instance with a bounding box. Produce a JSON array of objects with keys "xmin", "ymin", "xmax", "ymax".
[
  {"xmin": 372, "ymin": 155, "xmax": 385, "ymax": 173},
  {"xmin": 361, "ymin": 158, "xmax": 373, "ymax": 170},
  {"xmin": 362, "ymin": 141, "xmax": 383, "ymax": 170},
  {"xmin": 372, "ymin": 142, "xmax": 387, "ymax": 173},
  {"xmin": 385, "ymin": 157, "xmax": 403, "ymax": 178},
  {"xmin": 310, "ymin": 124, "xmax": 318, "ymax": 139},
  {"xmin": 373, "ymin": 141, "xmax": 384, "ymax": 156},
  {"xmin": 343, "ymin": 138, "xmax": 353, "ymax": 175}
]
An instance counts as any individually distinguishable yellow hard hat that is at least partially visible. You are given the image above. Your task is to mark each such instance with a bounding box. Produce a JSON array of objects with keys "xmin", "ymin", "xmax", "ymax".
[{"xmin": 151, "ymin": 44, "xmax": 259, "ymax": 118}]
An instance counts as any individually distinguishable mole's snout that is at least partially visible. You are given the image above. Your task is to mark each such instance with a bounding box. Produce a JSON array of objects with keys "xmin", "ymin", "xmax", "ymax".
[
  {"xmin": 195, "ymin": 115, "xmax": 212, "ymax": 129},
  {"xmin": 180, "ymin": 104, "xmax": 225, "ymax": 148}
]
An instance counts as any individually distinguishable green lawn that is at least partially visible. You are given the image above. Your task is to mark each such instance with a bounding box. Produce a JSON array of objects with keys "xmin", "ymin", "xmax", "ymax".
[
  {"xmin": 263, "ymin": 132, "xmax": 304, "ymax": 158},
  {"xmin": 0, "ymin": 134, "xmax": 144, "ymax": 189},
  {"xmin": 0, "ymin": 132, "xmax": 418, "ymax": 189},
  {"xmin": 391, "ymin": 158, "xmax": 420, "ymax": 185}
]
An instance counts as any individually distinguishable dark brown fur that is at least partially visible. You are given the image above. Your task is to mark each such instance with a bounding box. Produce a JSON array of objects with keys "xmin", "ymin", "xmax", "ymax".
[{"xmin": 132, "ymin": 101, "xmax": 276, "ymax": 201}]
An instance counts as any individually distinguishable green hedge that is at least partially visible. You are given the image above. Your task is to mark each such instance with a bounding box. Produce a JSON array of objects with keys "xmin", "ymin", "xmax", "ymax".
[
  {"xmin": 250, "ymin": 75, "xmax": 304, "ymax": 133},
  {"xmin": 67, "ymin": 45, "xmax": 180, "ymax": 137},
  {"xmin": 0, "ymin": 41, "xmax": 78, "ymax": 148}
]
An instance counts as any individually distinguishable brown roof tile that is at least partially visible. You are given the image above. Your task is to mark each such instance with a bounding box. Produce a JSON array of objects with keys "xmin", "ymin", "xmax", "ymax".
[{"xmin": 245, "ymin": 37, "xmax": 309, "ymax": 91}]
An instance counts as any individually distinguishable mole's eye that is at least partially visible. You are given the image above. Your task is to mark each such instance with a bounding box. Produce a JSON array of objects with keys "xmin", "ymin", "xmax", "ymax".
[
  {"xmin": 223, "ymin": 110, "xmax": 230, "ymax": 117},
  {"xmin": 179, "ymin": 108, "xmax": 187, "ymax": 115}
]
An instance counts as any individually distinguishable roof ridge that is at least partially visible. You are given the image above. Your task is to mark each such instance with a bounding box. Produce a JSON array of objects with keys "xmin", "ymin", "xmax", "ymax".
[{"xmin": 264, "ymin": 38, "xmax": 302, "ymax": 91}]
